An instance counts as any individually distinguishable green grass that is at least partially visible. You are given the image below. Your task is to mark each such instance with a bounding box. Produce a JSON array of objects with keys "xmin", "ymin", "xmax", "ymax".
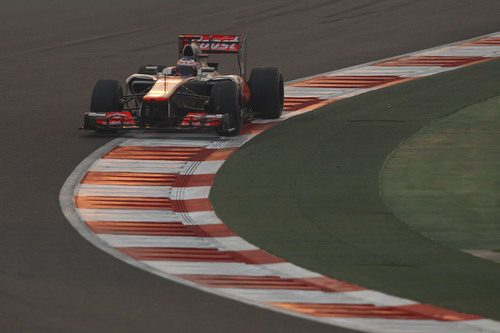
[
  {"xmin": 382, "ymin": 96, "xmax": 500, "ymax": 250},
  {"xmin": 210, "ymin": 59, "xmax": 500, "ymax": 319}
]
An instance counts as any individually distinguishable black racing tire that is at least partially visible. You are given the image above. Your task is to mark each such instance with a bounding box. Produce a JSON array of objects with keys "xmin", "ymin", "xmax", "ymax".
[
  {"xmin": 212, "ymin": 81, "xmax": 242, "ymax": 136},
  {"xmin": 90, "ymin": 79, "xmax": 123, "ymax": 133},
  {"xmin": 90, "ymin": 79, "xmax": 123, "ymax": 113},
  {"xmin": 137, "ymin": 64, "xmax": 166, "ymax": 75},
  {"xmin": 248, "ymin": 67, "xmax": 284, "ymax": 119}
]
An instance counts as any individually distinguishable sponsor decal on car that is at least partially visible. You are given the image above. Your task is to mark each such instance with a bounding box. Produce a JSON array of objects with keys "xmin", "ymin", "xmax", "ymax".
[
  {"xmin": 183, "ymin": 35, "xmax": 240, "ymax": 52},
  {"xmin": 104, "ymin": 112, "xmax": 135, "ymax": 126}
]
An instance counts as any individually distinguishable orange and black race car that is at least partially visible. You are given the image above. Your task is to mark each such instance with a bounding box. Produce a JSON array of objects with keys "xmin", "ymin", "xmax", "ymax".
[{"xmin": 83, "ymin": 34, "xmax": 284, "ymax": 136}]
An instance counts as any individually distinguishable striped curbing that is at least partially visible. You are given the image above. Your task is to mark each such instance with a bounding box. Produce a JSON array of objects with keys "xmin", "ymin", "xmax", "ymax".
[{"xmin": 60, "ymin": 31, "xmax": 500, "ymax": 332}]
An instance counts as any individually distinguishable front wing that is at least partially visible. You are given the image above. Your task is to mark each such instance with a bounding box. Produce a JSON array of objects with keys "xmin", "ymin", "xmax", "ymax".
[{"xmin": 82, "ymin": 111, "xmax": 222, "ymax": 131}]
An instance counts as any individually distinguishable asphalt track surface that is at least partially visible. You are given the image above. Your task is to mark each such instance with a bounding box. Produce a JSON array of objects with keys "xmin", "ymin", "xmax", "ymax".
[{"xmin": 1, "ymin": 1, "xmax": 499, "ymax": 332}]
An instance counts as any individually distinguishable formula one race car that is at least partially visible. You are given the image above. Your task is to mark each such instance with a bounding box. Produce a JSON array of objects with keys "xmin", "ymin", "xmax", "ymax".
[{"xmin": 82, "ymin": 34, "xmax": 284, "ymax": 136}]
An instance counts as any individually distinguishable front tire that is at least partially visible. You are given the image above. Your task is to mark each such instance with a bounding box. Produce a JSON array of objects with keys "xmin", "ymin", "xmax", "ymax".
[
  {"xmin": 248, "ymin": 67, "xmax": 284, "ymax": 119},
  {"xmin": 212, "ymin": 81, "xmax": 242, "ymax": 136},
  {"xmin": 90, "ymin": 79, "xmax": 123, "ymax": 133}
]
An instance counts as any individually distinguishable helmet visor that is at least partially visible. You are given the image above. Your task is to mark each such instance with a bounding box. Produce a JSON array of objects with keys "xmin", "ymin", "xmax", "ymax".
[{"xmin": 177, "ymin": 65, "xmax": 196, "ymax": 76}]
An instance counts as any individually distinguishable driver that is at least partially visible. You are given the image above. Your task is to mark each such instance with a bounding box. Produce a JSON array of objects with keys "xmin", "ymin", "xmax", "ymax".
[{"xmin": 175, "ymin": 58, "xmax": 197, "ymax": 77}]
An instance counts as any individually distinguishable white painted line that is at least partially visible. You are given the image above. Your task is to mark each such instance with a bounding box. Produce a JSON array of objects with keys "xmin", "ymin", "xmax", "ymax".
[
  {"xmin": 98, "ymin": 234, "xmax": 215, "ymax": 248},
  {"xmin": 467, "ymin": 320, "xmax": 500, "ymax": 332},
  {"xmin": 208, "ymin": 236, "xmax": 259, "ymax": 251},
  {"xmin": 88, "ymin": 159, "xmax": 223, "ymax": 175},
  {"xmin": 221, "ymin": 289, "xmax": 416, "ymax": 306},
  {"xmin": 120, "ymin": 138, "xmax": 216, "ymax": 147},
  {"xmin": 284, "ymin": 86, "xmax": 357, "ymax": 98},
  {"xmin": 182, "ymin": 211, "xmax": 224, "ymax": 225},
  {"xmin": 170, "ymin": 186, "xmax": 211, "ymax": 200},
  {"xmin": 142, "ymin": 261, "xmax": 320, "ymax": 278},
  {"xmin": 322, "ymin": 318, "xmax": 493, "ymax": 333},
  {"xmin": 181, "ymin": 161, "xmax": 225, "ymax": 175},
  {"xmin": 98, "ymin": 235, "xmax": 257, "ymax": 251},
  {"xmin": 319, "ymin": 88, "xmax": 373, "ymax": 100},
  {"xmin": 419, "ymin": 45, "xmax": 500, "ymax": 57},
  {"xmin": 345, "ymin": 290, "xmax": 416, "ymax": 306},
  {"xmin": 332, "ymin": 65, "xmax": 450, "ymax": 77},
  {"xmin": 206, "ymin": 134, "xmax": 254, "ymax": 149},
  {"xmin": 131, "ymin": 132, "xmax": 221, "ymax": 139},
  {"xmin": 262, "ymin": 263, "xmax": 322, "ymax": 278},
  {"xmin": 463, "ymin": 249, "xmax": 500, "ymax": 263},
  {"xmin": 250, "ymin": 118, "xmax": 284, "ymax": 124},
  {"xmin": 121, "ymin": 134, "xmax": 246, "ymax": 150},
  {"xmin": 77, "ymin": 208, "xmax": 180, "ymax": 222},
  {"xmin": 142, "ymin": 261, "xmax": 285, "ymax": 276},
  {"xmin": 281, "ymin": 109, "xmax": 315, "ymax": 119}
]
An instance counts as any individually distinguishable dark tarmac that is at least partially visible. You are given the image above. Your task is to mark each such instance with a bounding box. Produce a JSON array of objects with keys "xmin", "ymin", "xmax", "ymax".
[{"xmin": 1, "ymin": 1, "xmax": 499, "ymax": 332}]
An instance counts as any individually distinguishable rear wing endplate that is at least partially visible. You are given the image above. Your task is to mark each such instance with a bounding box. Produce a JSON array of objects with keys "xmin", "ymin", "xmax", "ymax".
[{"xmin": 178, "ymin": 34, "xmax": 248, "ymax": 79}]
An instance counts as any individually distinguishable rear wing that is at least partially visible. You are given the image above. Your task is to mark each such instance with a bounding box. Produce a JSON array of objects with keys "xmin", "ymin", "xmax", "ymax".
[{"xmin": 178, "ymin": 34, "xmax": 248, "ymax": 79}]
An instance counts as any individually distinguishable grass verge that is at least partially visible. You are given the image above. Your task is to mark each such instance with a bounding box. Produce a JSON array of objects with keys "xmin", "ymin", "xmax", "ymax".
[
  {"xmin": 210, "ymin": 59, "xmax": 500, "ymax": 319},
  {"xmin": 382, "ymin": 96, "xmax": 500, "ymax": 251}
]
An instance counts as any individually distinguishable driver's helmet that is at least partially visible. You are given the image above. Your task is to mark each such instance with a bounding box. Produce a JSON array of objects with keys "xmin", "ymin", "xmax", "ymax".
[{"xmin": 176, "ymin": 58, "xmax": 197, "ymax": 77}]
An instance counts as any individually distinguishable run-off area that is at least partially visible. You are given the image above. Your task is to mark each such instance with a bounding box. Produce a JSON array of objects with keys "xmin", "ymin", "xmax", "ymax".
[
  {"xmin": 210, "ymin": 59, "xmax": 500, "ymax": 320},
  {"xmin": 381, "ymin": 95, "xmax": 500, "ymax": 260}
]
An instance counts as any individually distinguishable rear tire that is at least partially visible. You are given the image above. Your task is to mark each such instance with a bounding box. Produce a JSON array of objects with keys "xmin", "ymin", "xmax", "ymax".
[
  {"xmin": 248, "ymin": 67, "xmax": 284, "ymax": 119},
  {"xmin": 212, "ymin": 81, "xmax": 242, "ymax": 136},
  {"xmin": 90, "ymin": 79, "xmax": 123, "ymax": 133}
]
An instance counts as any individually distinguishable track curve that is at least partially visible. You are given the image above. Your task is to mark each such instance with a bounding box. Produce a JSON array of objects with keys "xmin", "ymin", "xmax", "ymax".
[
  {"xmin": 2, "ymin": 1, "xmax": 500, "ymax": 331},
  {"xmin": 61, "ymin": 33, "xmax": 500, "ymax": 332}
]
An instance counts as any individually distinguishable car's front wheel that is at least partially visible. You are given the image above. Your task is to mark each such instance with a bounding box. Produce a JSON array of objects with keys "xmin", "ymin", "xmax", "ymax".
[{"xmin": 90, "ymin": 79, "xmax": 123, "ymax": 133}]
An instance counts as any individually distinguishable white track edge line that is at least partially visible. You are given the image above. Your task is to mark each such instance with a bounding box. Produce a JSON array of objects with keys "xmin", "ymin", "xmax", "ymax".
[
  {"xmin": 60, "ymin": 136, "xmax": 375, "ymax": 333},
  {"xmin": 285, "ymin": 31, "xmax": 500, "ymax": 85}
]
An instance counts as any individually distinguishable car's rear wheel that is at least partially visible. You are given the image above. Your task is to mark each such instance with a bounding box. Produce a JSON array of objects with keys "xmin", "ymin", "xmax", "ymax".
[
  {"xmin": 90, "ymin": 79, "xmax": 123, "ymax": 132},
  {"xmin": 212, "ymin": 81, "xmax": 242, "ymax": 136},
  {"xmin": 248, "ymin": 67, "xmax": 284, "ymax": 119}
]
